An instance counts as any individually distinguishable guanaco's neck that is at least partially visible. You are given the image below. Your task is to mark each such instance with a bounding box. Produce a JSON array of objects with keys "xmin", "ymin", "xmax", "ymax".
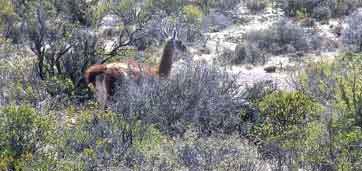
[{"xmin": 158, "ymin": 42, "xmax": 174, "ymax": 77}]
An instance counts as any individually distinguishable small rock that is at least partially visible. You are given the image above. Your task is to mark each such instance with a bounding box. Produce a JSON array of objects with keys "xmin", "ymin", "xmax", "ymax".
[
  {"xmin": 296, "ymin": 51, "xmax": 305, "ymax": 57},
  {"xmin": 245, "ymin": 64, "xmax": 254, "ymax": 70},
  {"xmin": 199, "ymin": 47, "xmax": 211, "ymax": 54},
  {"xmin": 264, "ymin": 66, "xmax": 277, "ymax": 73}
]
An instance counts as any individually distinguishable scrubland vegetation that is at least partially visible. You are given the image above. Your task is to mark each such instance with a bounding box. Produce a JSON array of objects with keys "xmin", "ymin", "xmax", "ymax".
[{"xmin": 1, "ymin": 0, "xmax": 362, "ymax": 170}]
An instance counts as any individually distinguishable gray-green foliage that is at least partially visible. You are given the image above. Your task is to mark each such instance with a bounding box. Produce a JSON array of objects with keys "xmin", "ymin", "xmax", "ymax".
[
  {"xmin": 342, "ymin": 10, "xmax": 362, "ymax": 52},
  {"xmin": 253, "ymin": 91, "xmax": 324, "ymax": 170},
  {"xmin": 0, "ymin": 56, "xmax": 48, "ymax": 106},
  {"xmin": 3, "ymin": 0, "xmax": 362, "ymax": 171},
  {"xmin": 294, "ymin": 53, "xmax": 362, "ymax": 170},
  {"xmin": 110, "ymin": 62, "xmax": 252, "ymax": 136},
  {"xmin": 276, "ymin": 0, "xmax": 362, "ymax": 19},
  {"xmin": 233, "ymin": 19, "xmax": 321, "ymax": 65},
  {"xmin": 247, "ymin": 54, "xmax": 362, "ymax": 170},
  {"xmin": 246, "ymin": 0, "xmax": 269, "ymax": 13}
]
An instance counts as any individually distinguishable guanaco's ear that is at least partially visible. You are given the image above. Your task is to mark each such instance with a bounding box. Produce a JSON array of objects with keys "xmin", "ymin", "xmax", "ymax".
[{"xmin": 172, "ymin": 28, "xmax": 177, "ymax": 40}]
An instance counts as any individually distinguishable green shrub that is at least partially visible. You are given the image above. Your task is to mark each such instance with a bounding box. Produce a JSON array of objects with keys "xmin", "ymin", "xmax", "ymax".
[
  {"xmin": 295, "ymin": 53, "xmax": 362, "ymax": 170},
  {"xmin": 0, "ymin": 0, "xmax": 15, "ymax": 38},
  {"xmin": 0, "ymin": 105, "xmax": 56, "ymax": 170},
  {"xmin": 298, "ymin": 60, "xmax": 337, "ymax": 104},
  {"xmin": 0, "ymin": 0, "xmax": 14, "ymax": 25},
  {"xmin": 256, "ymin": 91, "xmax": 321, "ymax": 138},
  {"xmin": 331, "ymin": 53, "xmax": 362, "ymax": 170},
  {"xmin": 253, "ymin": 91, "xmax": 324, "ymax": 169},
  {"xmin": 59, "ymin": 108, "xmax": 169, "ymax": 170},
  {"xmin": 45, "ymin": 75, "xmax": 75, "ymax": 96},
  {"xmin": 183, "ymin": 4, "xmax": 203, "ymax": 24}
]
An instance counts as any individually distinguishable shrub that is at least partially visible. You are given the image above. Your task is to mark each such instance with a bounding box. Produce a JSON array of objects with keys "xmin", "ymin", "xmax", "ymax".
[
  {"xmin": 276, "ymin": 0, "xmax": 315, "ymax": 17},
  {"xmin": 0, "ymin": 0, "xmax": 15, "ymax": 34},
  {"xmin": 342, "ymin": 10, "xmax": 362, "ymax": 52},
  {"xmin": 58, "ymin": 107, "xmax": 169, "ymax": 170},
  {"xmin": 332, "ymin": 0, "xmax": 362, "ymax": 16},
  {"xmin": 233, "ymin": 42, "xmax": 267, "ymax": 65},
  {"xmin": 5, "ymin": 1, "xmax": 103, "ymax": 98},
  {"xmin": 0, "ymin": 57, "xmax": 48, "ymax": 106},
  {"xmin": 295, "ymin": 53, "xmax": 362, "ymax": 170},
  {"xmin": 208, "ymin": 0, "xmax": 241, "ymax": 11},
  {"xmin": 110, "ymin": 62, "xmax": 252, "ymax": 136},
  {"xmin": 143, "ymin": 14, "xmax": 205, "ymax": 46},
  {"xmin": 233, "ymin": 19, "xmax": 321, "ymax": 65},
  {"xmin": 311, "ymin": 6, "xmax": 332, "ymax": 21},
  {"xmin": 276, "ymin": 0, "xmax": 362, "ymax": 19},
  {"xmin": 151, "ymin": 0, "xmax": 184, "ymax": 15},
  {"xmin": 246, "ymin": 0, "xmax": 269, "ymax": 13},
  {"xmin": 296, "ymin": 60, "xmax": 338, "ymax": 104},
  {"xmin": 217, "ymin": 47, "xmax": 238, "ymax": 65},
  {"xmin": 253, "ymin": 91, "xmax": 323, "ymax": 169},
  {"xmin": 0, "ymin": 105, "xmax": 56, "ymax": 170},
  {"xmin": 175, "ymin": 132, "xmax": 270, "ymax": 170},
  {"xmin": 256, "ymin": 91, "xmax": 321, "ymax": 137},
  {"xmin": 183, "ymin": 4, "xmax": 203, "ymax": 24}
]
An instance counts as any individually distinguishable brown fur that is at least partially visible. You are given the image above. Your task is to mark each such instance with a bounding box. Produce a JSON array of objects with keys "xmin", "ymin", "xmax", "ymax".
[
  {"xmin": 84, "ymin": 39, "xmax": 186, "ymax": 106},
  {"xmin": 84, "ymin": 60, "xmax": 157, "ymax": 95},
  {"xmin": 84, "ymin": 64, "xmax": 107, "ymax": 87}
]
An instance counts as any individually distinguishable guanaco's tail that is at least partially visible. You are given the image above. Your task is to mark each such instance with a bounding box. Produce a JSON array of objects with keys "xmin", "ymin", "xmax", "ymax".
[{"xmin": 84, "ymin": 64, "xmax": 107, "ymax": 87}]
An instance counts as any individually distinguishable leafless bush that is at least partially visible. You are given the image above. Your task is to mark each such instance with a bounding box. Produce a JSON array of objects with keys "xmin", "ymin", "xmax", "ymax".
[
  {"xmin": 110, "ymin": 62, "xmax": 253, "ymax": 136},
  {"xmin": 143, "ymin": 16, "xmax": 205, "ymax": 47},
  {"xmin": 23, "ymin": 5, "xmax": 98, "ymax": 96}
]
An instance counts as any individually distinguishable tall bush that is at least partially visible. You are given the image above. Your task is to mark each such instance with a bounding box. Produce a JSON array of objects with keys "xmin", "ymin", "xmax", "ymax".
[
  {"xmin": 295, "ymin": 53, "xmax": 362, "ymax": 170},
  {"xmin": 110, "ymin": 62, "xmax": 252, "ymax": 136}
]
